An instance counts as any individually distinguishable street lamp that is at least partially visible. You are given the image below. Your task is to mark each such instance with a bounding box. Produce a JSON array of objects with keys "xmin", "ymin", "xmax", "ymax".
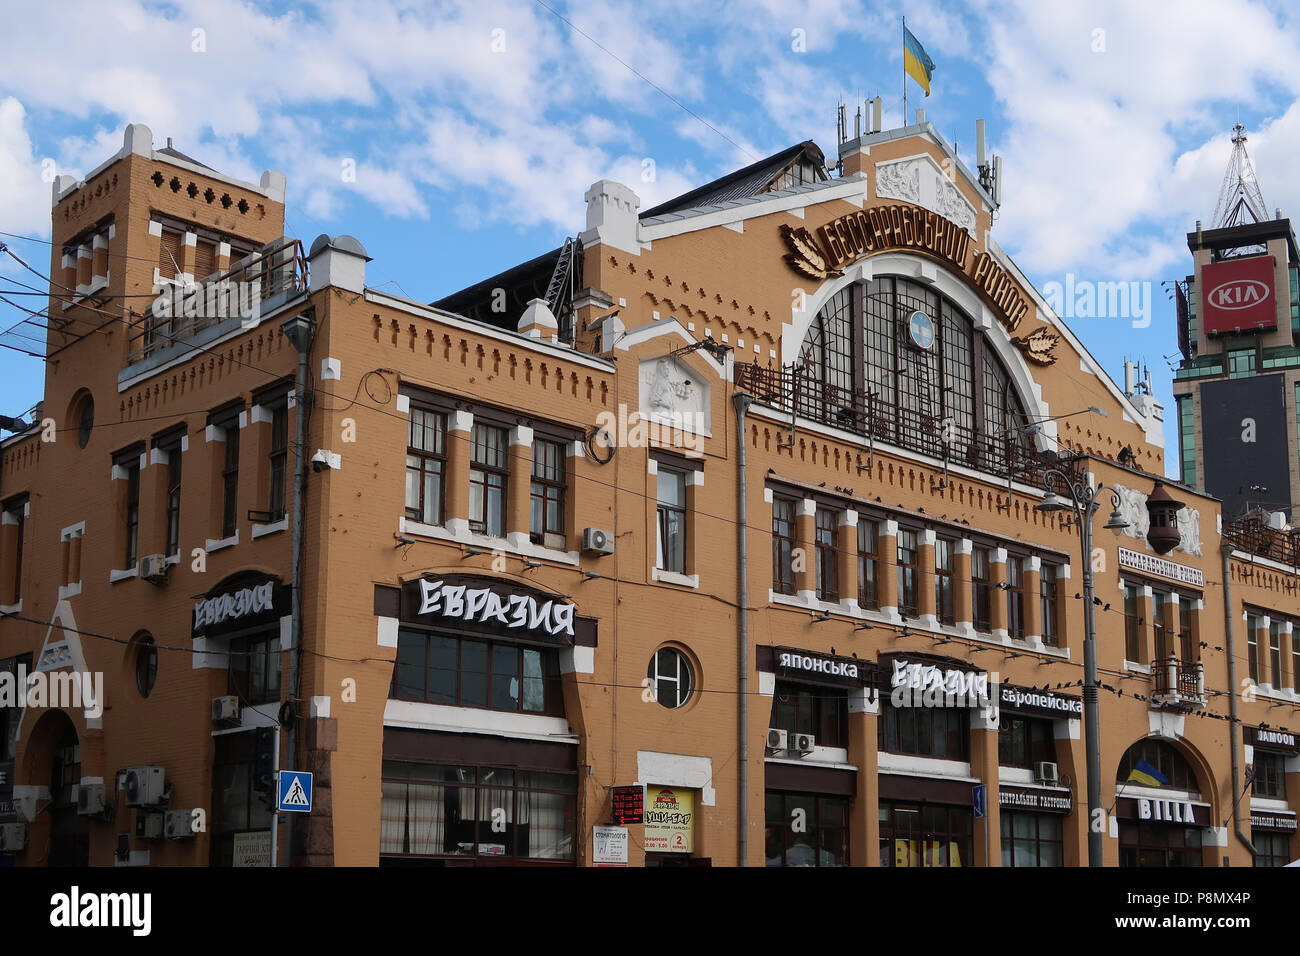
[
  {"xmin": 1035, "ymin": 469, "xmax": 1185, "ymax": 865},
  {"xmin": 1035, "ymin": 467, "xmax": 1127, "ymax": 868}
]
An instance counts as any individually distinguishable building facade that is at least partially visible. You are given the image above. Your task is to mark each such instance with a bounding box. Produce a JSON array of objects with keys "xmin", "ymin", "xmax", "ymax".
[{"xmin": 1, "ymin": 117, "xmax": 1298, "ymax": 867}]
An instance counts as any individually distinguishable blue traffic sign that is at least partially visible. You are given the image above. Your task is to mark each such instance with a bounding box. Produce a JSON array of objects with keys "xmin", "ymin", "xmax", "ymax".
[
  {"xmin": 277, "ymin": 770, "xmax": 313, "ymax": 813},
  {"xmin": 972, "ymin": 784, "xmax": 986, "ymax": 819}
]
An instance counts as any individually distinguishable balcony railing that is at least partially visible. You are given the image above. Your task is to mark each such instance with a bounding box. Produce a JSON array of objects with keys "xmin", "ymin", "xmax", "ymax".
[
  {"xmin": 735, "ymin": 360, "xmax": 1081, "ymax": 485},
  {"xmin": 126, "ymin": 237, "xmax": 308, "ymax": 366},
  {"xmin": 1223, "ymin": 509, "xmax": 1300, "ymax": 566},
  {"xmin": 1152, "ymin": 657, "xmax": 1205, "ymax": 707}
]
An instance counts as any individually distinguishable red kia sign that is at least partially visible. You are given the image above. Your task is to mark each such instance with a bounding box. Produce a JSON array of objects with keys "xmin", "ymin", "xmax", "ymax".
[{"xmin": 1202, "ymin": 255, "xmax": 1276, "ymax": 335}]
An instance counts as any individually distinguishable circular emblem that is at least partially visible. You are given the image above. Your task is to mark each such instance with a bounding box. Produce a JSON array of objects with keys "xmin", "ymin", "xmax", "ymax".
[{"xmin": 908, "ymin": 310, "xmax": 936, "ymax": 351}]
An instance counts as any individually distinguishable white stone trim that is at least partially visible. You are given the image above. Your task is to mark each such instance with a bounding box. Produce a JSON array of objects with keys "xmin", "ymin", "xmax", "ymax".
[
  {"xmin": 395, "ymin": 394, "xmax": 410, "ymax": 414},
  {"xmin": 401, "ymin": 517, "xmax": 580, "ymax": 566},
  {"xmin": 109, "ymin": 567, "xmax": 138, "ymax": 583},
  {"xmin": 385, "ymin": 699, "xmax": 576, "ymax": 744},
  {"xmin": 251, "ymin": 518, "xmax": 288, "ymax": 539},
  {"xmin": 636, "ymin": 751, "xmax": 716, "ymax": 806},
  {"xmin": 652, "ymin": 568, "xmax": 700, "ymax": 589},
  {"xmin": 321, "ymin": 357, "xmax": 342, "ymax": 381},
  {"xmin": 205, "ymin": 532, "xmax": 239, "ymax": 553},
  {"xmin": 377, "ymin": 616, "xmax": 399, "ymax": 648}
]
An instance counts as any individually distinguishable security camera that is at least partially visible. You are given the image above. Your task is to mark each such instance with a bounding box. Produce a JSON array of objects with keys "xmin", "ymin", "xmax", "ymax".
[{"xmin": 311, "ymin": 450, "xmax": 329, "ymax": 473}]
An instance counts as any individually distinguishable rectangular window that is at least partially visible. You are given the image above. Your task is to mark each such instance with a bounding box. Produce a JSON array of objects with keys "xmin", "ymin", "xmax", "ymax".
[
  {"xmin": 1254, "ymin": 831, "xmax": 1291, "ymax": 868},
  {"xmin": 469, "ymin": 423, "xmax": 508, "ymax": 537},
  {"xmin": 857, "ymin": 519, "xmax": 879, "ymax": 609},
  {"xmin": 972, "ymin": 547, "xmax": 991, "ymax": 631},
  {"xmin": 1178, "ymin": 596, "xmax": 1195, "ymax": 663},
  {"xmin": 997, "ymin": 715, "xmax": 1056, "ymax": 768},
  {"xmin": 164, "ymin": 441, "xmax": 182, "ymax": 558},
  {"xmin": 213, "ymin": 413, "xmax": 240, "ymax": 540},
  {"xmin": 1247, "ymin": 613, "xmax": 1260, "ymax": 683},
  {"xmin": 267, "ymin": 401, "xmax": 288, "ymax": 521},
  {"xmin": 815, "ymin": 507, "xmax": 838, "ymax": 601},
  {"xmin": 770, "ymin": 680, "xmax": 848, "ymax": 748},
  {"xmin": 896, "ymin": 528, "xmax": 918, "ymax": 617},
  {"xmin": 1227, "ymin": 347, "xmax": 1257, "ymax": 379},
  {"xmin": 391, "ymin": 629, "xmax": 562, "ymax": 716},
  {"xmin": 1176, "ymin": 395, "xmax": 1196, "ymax": 489},
  {"xmin": 116, "ymin": 450, "xmax": 142, "ymax": 569},
  {"xmin": 1254, "ymin": 753, "xmax": 1286, "ymax": 800},
  {"xmin": 228, "ymin": 632, "xmax": 282, "ymax": 706},
  {"xmin": 405, "ymin": 407, "xmax": 446, "ymax": 526},
  {"xmin": 1152, "ymin": 591, "xmax": 1170, "ymax": 662},
  {"xmin": 772, "ymin": 497, "xmax": 796, "ymax": 595},
  {"xmin": 879, "ymin": 704, "xmax": 970, "ymax": 760},
  {"xmin": 935, "ymin": 538, "xmax": 955, "ymax": 625},
  {"xmin": 158, "ymin": 227, "xmax": 183, "ymax": 279},
  {"xmin": 765, "ymin": 792, "xmax": 849, "ymax": 867},
  {"xmin": 1006, "ymin": 556, "xmax": 1025, "ymax": 639},
  {"xmin": 1268, "ymin": 621, "xmax": 1282, "ymax": 686},
  {"xmin": 1124, "ymin": 585, "xmax": 1141, "ymax": 663},
  {"xmin": 879, "ymin": 802, "xmax": 973, "ymax": 868},
  {"xmin": 656, "ymin": 467, "xmax": 688, "ymax": 573},
  {"xmin": 529, "ymin": 438, "xmax": 567, "ymax": 549},
  {"xmin": 1001, "ymin": 813, "xmax": 1063, "ymax": 867},
  {"xmin": 2, "ymin": 497, "xmax": 26, "ymax": 605},
  {"xmin": 380, "ymin": 762, "xmax": 576, "ymax": 861},
  {"xmin": 1292, "ymin": 628, "xmax": 1300, "ymax": 693},
  {"xmin": 1040, "ymin": 563, "xmax": 1059, "ymax": 646}
]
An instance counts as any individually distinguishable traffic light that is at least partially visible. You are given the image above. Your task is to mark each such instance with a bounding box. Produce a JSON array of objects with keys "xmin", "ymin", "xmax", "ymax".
[{"xmin": 253, "ymin": 726, "xmax": 276, "ymax": 798}]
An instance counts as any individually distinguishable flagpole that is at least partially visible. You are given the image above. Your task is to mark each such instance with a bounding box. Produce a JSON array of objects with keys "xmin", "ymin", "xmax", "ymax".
[{"xmin": 902, "ymin": 16, "xmax": 907, "ymax": 127}]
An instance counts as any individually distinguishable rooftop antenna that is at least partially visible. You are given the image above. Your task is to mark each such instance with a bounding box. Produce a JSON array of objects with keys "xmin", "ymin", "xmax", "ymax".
[{"xmin": 1212, "ymin": 122, "xmax": 1269, "ymax": 228}]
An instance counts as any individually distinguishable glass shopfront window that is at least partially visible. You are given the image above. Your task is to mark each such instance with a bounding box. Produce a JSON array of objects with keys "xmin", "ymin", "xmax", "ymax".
[
  {"xmin": 1001, "ymin": 812, "xmax": 1063, "ymax": 867},
  {"xmin": 879, "ymin": 802, "xmax": 973, "ymax": 867},
  {"xmin": 1118, "ymin": 821, "xmax": 1203, "ymax": 867},
  {"xmin": 380, "ymin": 761, "xmax": 576, "ymax": 864},
  {"xmin": 764, "ymin": 792, "xmax": 850, "ymax": 867},
  {"xmin": 1253, "ymin": 831, "xmax": 1292, "ymax": 867},
  {"xmin": 880, "ymin": 703, "xmax": 970, "ymax": 760},
  {"xmin": 770, "ymin": 680, "xmax": 848, "ymax": 748}
]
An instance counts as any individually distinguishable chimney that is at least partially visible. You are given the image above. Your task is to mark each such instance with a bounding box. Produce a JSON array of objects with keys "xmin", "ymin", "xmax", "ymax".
[
  {"xmin": 307, "ymin": 234, "xmax": 370, "ymax": 295},
  {"xmin": 519, "ymin": 298, "xmax": 559, "ymax": 343}
]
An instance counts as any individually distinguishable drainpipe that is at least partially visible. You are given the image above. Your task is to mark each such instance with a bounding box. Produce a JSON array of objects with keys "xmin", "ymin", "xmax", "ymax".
[
  {"xmin": 733, "ymin": 391, "xmax": 753, "ymax": 866},
  {"xmin": 281, "ymin": 308, "xmax": 317, "ymax": 865},
  {"xmin": 1221, "ymin": 542, "xmax": 1254, "ymax": 859}
]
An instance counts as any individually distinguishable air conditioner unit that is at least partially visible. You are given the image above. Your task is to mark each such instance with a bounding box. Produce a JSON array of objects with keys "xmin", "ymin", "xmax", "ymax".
[
  {"xmin": 581, "ymin": 527, "xmax": 614, "ymax": 556},
  {"xmin": 165, "ymin": 810, "xmax": 196, "ymax": 840},
  {"xmin": 76, "ymin": 782, "xmax": 106, "ymax": 816},
  {"xmin": 0, "ymin": 822, "xmax": 27, "ymax": 852},
  {"xmin": 135, "ymin": 812, "xmax": 164, "ymax": 841},
  {"xmin": 1035, "ymin": 761, "xmax": 1060, "ymax": 786},
  {"xmin": 765, "ymin": 728, "xmax": 788, "ymax": 755},
  {"xmin": 139, "ymin": 553, "xmax": 169, "ymax": 583},
  {"xmin": 790, "ymin": 732, "xmax": 815, "ymax": 756},
  {"xmin": 211, "ymin": 695, "xmax": 241, "ymax": 725},
  {"xmin": 123, "ymin": 766, "xmax": 165, "ymax": 807}
]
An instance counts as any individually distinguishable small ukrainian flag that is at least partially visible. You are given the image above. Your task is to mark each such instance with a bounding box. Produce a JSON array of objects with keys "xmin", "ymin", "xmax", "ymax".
[
  {"xmin": 903, "ymin": 24, "xmax": 936, "ymax": 96},
  {"xmin": 1126, "ymin": 758, "xmax": 1168, "ymax": 787}
]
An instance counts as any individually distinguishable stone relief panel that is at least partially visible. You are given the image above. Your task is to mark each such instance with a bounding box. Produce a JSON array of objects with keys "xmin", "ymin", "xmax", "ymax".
[
  {"xmin": 875, "ymin": 154, "xmax": 977, "ymax": 236},
  {"xmin": 638, "ymin": 355, "xmax": 711, "ymax": 436}
]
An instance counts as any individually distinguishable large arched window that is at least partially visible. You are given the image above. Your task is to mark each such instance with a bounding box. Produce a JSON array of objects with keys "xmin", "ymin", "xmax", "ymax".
[
  {"xmin": 796, "ymin": 276, "xmax": 1031, "ymax": 472},
  {"xmin": 1116, "ymin": 739, "xmax": 1200, "ymax": 794}
]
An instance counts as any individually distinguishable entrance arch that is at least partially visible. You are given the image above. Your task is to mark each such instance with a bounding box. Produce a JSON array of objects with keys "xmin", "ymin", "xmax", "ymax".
[{"xmin": 22, "ymin": 709, "xmax": 89, "ymax": 866}]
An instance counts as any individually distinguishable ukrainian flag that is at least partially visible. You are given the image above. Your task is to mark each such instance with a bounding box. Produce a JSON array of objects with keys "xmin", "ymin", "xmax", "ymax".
[
  {"xmin": 1126, "ymin": 759, "xmax": 1168, "ymax": 787},
  {"xmin": 904, "ymin": 24, "xmax": 936, "ymax": 96}
]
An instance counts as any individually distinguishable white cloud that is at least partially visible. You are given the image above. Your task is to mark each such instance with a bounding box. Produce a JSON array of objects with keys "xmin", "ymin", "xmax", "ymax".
[{"xmin": 0, "ymin": 98, "xmax": 50, "ymax": 239}]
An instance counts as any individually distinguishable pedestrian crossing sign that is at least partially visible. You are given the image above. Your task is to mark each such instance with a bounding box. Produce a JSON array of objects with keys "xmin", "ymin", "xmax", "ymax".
[{"xmin": 277, "ymin": 770, "xmax": 313, "ymax": 813}]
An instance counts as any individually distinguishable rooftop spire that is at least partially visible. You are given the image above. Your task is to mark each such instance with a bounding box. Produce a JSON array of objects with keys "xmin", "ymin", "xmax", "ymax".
[{"xmin": 1211, "ymin": 122, "xmax": 1268, "ymax": 229}]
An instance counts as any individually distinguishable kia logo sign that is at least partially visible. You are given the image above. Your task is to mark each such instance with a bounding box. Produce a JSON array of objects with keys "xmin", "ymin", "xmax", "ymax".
[
  {"xmin": 1208, "ymin": 279, "xmax": 1269, "ymax": 310},
  {"xmin": 1202, "ymin": 255, "xmax": 1277, "ymax": 336}
]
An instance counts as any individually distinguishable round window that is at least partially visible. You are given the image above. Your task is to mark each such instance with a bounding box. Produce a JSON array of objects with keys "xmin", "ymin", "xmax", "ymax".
[
  {"xmin": 647, "ymin": 647, "xmax": 693, "ymax": 709},
  {"xmin": 135, "ymin": 636, "xmax": 158, "ymax": 698},
  {"xmin": 77, "ymin": 395, "xmax": 94, "ymax": 448}
]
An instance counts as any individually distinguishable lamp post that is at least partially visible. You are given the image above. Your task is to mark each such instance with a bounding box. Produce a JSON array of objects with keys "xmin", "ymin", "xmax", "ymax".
[{"xmin": 1035, "ymin": 469, "xmax": 1129, "ymax": 867}]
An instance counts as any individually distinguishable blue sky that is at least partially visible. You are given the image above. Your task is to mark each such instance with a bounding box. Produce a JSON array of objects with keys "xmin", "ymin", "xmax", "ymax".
[{"xmin": 2, "ymin": 0, "xmax": 1299, "ymax": 475}]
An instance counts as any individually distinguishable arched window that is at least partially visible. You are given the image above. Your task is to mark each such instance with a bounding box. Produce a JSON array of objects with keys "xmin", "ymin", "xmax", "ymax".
[
  {"xmin": 795, "ymin": 276, "xmax": 1031, "ymax": 473},
  {"xmin": 1116, "ymin": 739, "xmax": 1199, "ymax": 793}
]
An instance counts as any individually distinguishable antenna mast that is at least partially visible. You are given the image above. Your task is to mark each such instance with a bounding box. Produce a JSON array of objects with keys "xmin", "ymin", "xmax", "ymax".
[{"xmin": 1211, "ymin": 122, "xmax": 1269, "ymax": 229}]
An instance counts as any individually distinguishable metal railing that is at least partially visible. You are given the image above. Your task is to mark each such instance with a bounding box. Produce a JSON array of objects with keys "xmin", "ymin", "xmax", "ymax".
[
  {"xmin": 1223, "ymin": 509, "xmax": 1300, "ymax": 566},
  {"xmin": 127, "ymin": 236, "xmax": 308, "ymax": 366},
  {"xmin": 1152, "ymin": 656, "xmax": 1205, "ymax": 705},
  {"xmin": 735, "ymin": 359, "xmax": 1079, "ymax": 485}
]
